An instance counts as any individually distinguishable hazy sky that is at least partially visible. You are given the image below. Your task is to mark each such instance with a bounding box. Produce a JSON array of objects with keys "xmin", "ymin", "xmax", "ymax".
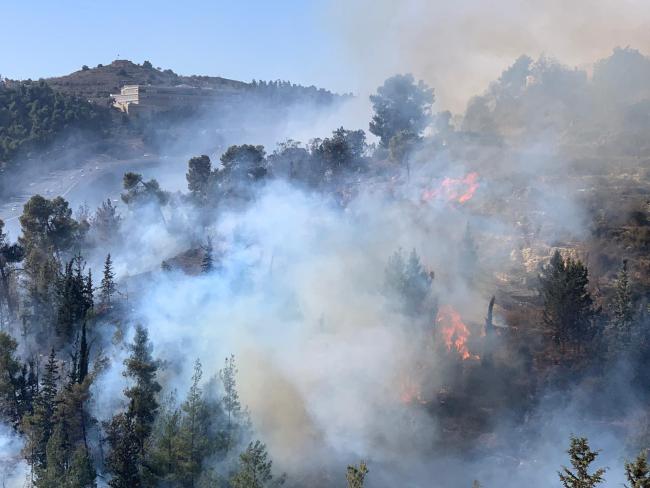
[{"xmin": 3, "ymin": 0, "xmax": 650, "ymax": 111}]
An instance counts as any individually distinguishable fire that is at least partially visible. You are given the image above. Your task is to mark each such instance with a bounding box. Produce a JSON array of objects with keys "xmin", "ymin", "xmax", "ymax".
[
  {"xmin": 422, "ymin": 172, "xmax": 479, "ymax": 204},
  {"xmin": 436, "ymin": 305, "xmax": 480, "ymax": 360},
  {"xmin": 399, "ymin": 375, "xmax": 428, "ymax": 405}
]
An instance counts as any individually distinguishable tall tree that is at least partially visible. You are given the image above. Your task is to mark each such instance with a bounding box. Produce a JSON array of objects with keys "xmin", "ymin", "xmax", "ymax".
[
  {"xmin": 23, "ymin": 349, "xmax": 59, "ymax": 472},
  {"xmin": 186, "ymin": 155, "xmax": 213, "ymax": 204},
  {"xmin": 540, "ymin": 251, "xmax": 598, "ymax": 354},
  {"xmin": 105, "ymin": 413, "xmax": 141, "ymax": 488},
  {"xmin": 219, "ymin": 354, "xmax": 241, "ymax": 446},
  {"xmin": 609, "ymin": 260, "xmax": 634, "ymax": 354},
  {"xmin": 201, "ymin": 238, "xmax": 214, "ymax": 274},
  {"xmin": 178, "ymin": 360, "xmax": 210, "ymax": 488},
  {"xmin": 0, "ymin": 331, "xmax": 27, "ymax": 427},
  {"xmin": 123, "ymin": 325, "xmax": 161, "ymax": 456},
  {"xmin": 91, "ymin": 199, "xmax": 121, "ymax": 243},
  {"xmin": 100, "ymin": 254, "xmax": 116, "ymax": 308},
  {"xmin": 230, "ymin": 440, "xmax": 284, "ymax": 488},
  {"xmin": 0, "ymin": 219, "xmax": 24, "ymax": 320},
  {"xmin": 558, "ymin": 436, "xmax": 606, "ymax": 488},
  {"xmin": 369, "ymin": 74, "xmax": 434, "ymax": 147}
]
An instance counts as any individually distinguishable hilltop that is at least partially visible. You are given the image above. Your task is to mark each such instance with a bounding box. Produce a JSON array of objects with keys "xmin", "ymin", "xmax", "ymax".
[{"xmin": 43, "ymin": 59, "xmax": 248, "ymax": 105}]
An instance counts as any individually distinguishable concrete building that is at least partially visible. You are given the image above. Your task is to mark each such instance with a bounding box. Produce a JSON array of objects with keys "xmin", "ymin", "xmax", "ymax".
[{"xmin": 110, "ymin": 84, "xmax": 241, "ymax": 114}]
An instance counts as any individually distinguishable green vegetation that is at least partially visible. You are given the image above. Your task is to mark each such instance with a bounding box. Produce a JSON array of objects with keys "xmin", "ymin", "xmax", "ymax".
[{"xmin": 0, "ymin": 81, "xmax": 107, "ymax": 162}]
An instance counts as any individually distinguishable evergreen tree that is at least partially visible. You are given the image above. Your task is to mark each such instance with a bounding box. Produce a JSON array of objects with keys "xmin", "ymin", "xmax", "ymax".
[
  {"xmin": 148, "ymin": 393, "xmax": 182, "ymax": 486},
  {"xmin": 105, "ymin": 413, "xmax": 141, "ymax": 488},
  {"xmin": 178, "ymin": 360, "xmax": 211, "ymax": 488},
  {"xmin": 230, "ymin": 440, "xmax": 284, "ymax": 488},
  {"xmin": 609, "ymin": 260, "xmax": 634, "ymax": 355},
  {"xmin": 123, "ymin": 325, "xmax": 161, "ymax": 456},
  {"xmin": 0, "ymin": 331, "xmax": 27, "ymax": 427},
  {"xmin": 56, "ymin": 256, "xmax": 93, "ymax": 340},
  {"xmin": 346, "ymin": 461, "xmax": 368, "ymax": 488},
  {"xmin": 219, "ymin": 354, "xmax": 241, "ymax": 443},
  {"xmin": 201, "ymin": 238, "xmax": 214, "ymax": 274},
  {"xmin": 558, "ymin": 436, "xmax": 606, "ymax": 488},
  {"xmin": 66, "ymin": 446, "xmax": 96, "ymax": 488},
  {"xmin": 186, "ymin": 155, "xmax": 213, "ymax": 204},
  {"xmin": 23, "ymin": 349, "xmax": 59, "ymax": 472},
  {"xmin": 625, "ymin": 450, "xmax": 650, "ymax": 488},
  {"xmin": 384, "ymin": 248, "xmax": 433, "ymax": 316},
  {"xmin": 540, "ymin": 251, "xmax": 598, "ymax": 354},
  {"xmin": 100, "ymin": 254, "xmax": 116, "ymax": 308}
]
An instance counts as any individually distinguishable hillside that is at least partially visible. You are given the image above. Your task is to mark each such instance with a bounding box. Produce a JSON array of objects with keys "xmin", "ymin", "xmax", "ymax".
[{"xmin": 44, "ymin": 59, "xmax": 249, "ymax": 105}]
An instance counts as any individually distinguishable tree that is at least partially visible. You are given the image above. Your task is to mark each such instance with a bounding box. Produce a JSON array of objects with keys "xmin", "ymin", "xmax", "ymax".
[
  {"xmin": 91, "ymin": 199, "xmax": 121, "ymax": 242},
  {"xmin": 105, "ymin": 413, "xmax": 141, "ymax": 488},
  {"xmin": 219, "ymin": 354, "xmax": 241, "ymax": 446},
  {"xmin": 558, "ymin": 436, "xmax": 606, "ymax": 488},
  {"xmin": 388, "ymin": 129, "xmax": 420, "ymax": 174},
  {"xmin": 311, "ymin": 128, "xmax": 366, "ymax": 177},
  {"xmin": 230, "ymin": 440, "xmax": 284, "ymax": 488},
  {"xmin": 123, "ymin": 325, "xmax": 161, "ymax": 456},
  {"xmin": 540, "ymin": 251, "xmax": 598, "ymax": 354},
  {"xmin": 186, "ymin": 155, "xmax": 213, "ymax": 204},
  {"xmin": 219, "ymin": 144, "xmax": 267, "ymax": 183},
  {"xmin": 0, "ymin": 219, "xmax": 24, "ymax": 320},
  {"xmin": 201, "ymin": 238, "xmax": 214, "ymax": 274},
  {"xmin": 609, "ymin": 260, "xmax": 634, "ymax": 354},
  {"xmin": 142, "ymin": 60, "xmax": 153, "ymax": 69},
  {"xmin": 625, "ymin": 450, "xmax": 650, "ymax": 488},
  {"xmin": 66, "ymin": 446, "xmax": 96, "ymax": 488},
  {"xmin": 121, "ymin": 172, "xmax": 169, "ymax": 207},
  {"xmin": 369, "ymin": 74, "xmax": 434, "ymax": 147},
  {"xmin": 100, "ymin": 254, "xmax": 116, "ymax": 308},
  {"xmin": 23, "ymin": 349, "xmax": 59, "ymax": 472},
  {"xmin": 177, "ymin": 360, "xmax": 211, "ymax": 488},
  {"xmin": 346, "ymin": 461, "xmax": 368, "ymax": 488},
  {"xmin": 56, "ymin": 256, "xmax": 93, "ymax": 340},
  {"xmin": 384, "ymin": 248, "xmax": 433, "ymax": 316},
  {"xmin": 0, "ymin": 331, "xmax": 27, "ymax": 427}
]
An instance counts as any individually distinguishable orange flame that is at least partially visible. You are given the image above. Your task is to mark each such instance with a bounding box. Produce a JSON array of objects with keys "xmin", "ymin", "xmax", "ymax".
[
  {"xmin": 437, "ymin": 305, "xmax": 479, "ymax": 360},
  {"xmin": 422, "ymin": 172, "xmax": 479, "ymax": 204},
  {"xmin": 399, "ymin": 376, "xmax": 428, "ymax": 405}
]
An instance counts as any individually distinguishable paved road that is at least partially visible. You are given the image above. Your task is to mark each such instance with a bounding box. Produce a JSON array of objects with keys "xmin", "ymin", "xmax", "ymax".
[{"xmin": 0, "ymin": 155, "xmax": 165, "ymax": 237}]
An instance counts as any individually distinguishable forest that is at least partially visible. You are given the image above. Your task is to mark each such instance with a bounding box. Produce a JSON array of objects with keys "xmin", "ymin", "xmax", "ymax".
[{"xmin": 0, "ymin": 47, "xmax": 649, "ymax": 487}]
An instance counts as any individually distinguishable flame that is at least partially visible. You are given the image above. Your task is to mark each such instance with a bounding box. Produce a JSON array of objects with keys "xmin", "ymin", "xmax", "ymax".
[
  {"xmin": 399, "ymin": 376, "xmax": 428, "ymax": 405},
  {"xmin": 422, "ymin": 172, "xmax": 479, "ymax": 204},
  {"xmin": 437, "ymin": 305, "xmax": 480, "ymax": 360}
]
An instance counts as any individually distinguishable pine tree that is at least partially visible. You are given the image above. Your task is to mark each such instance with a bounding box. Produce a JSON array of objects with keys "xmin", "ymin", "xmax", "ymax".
[
  {"xmin": 100, "ymin": 254, "xmax": 116, "ymax": 308},
  {"xmin": 558, "ymin": 436, "xmax": 606, "ymax": 487},
  {"xmin": 230, "ymin": 440, "xmax": 284, "ymax": 488},
  {"xmin": 201, "ymin": 238, "xmax": 214, "ymax": 274},
  {"xmin": 23, "ymin": 349, "xmax": 59, "ymax": 472},
  {"xmin": 105, "ymin": 413, "xmax": 141, "ymax": 488},
  {"xmin": 66, "ymin": 446, "xmax": 97, "ymax": 488},
  {"xmin": 123, "ymin": 325, "xmax": 161, "ymax": 456},
  {"xmin": 609, "ymin": 260, "xmax": 634, "ymax": 355},
  {"xmin": 0, "ymin": 331, "xmax": 26, "ymax": 427},
  {"xmin": 625, "ymin": 450, "xmax": 650, "ymax": 488},
  {"xmin": 148, "ymin": 393, "xmax": 182, "ymax": 486},
  {"xmin": 219, "ymin": 354, "xmax": 241, "ymax": 443},
  {"xmin": 540, "ymin": 251, "xmax": 597, "ymax": 355},
  {"xmin": 346, "ymin": 461, "xmax": 368, "ymax": 488},
  {"xmin": 178, "ymin": 360, "xmax": 210, "ymax": 488}
]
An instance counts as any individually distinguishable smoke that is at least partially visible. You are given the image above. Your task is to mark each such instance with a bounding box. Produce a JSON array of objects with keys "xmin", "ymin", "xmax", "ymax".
[
  {"xmin": 327, "ymin": 0, "xmax": 650, "ymax": 111},
  {"xmin": 0, "ymin": 423, "xmax": 28, "ymax": 488}
]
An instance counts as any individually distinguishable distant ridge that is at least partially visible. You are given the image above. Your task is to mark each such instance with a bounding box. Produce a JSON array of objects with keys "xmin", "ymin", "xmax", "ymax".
[{"xmin": 43, "ymin": 60, "xmax": 248, "ymax": 105}]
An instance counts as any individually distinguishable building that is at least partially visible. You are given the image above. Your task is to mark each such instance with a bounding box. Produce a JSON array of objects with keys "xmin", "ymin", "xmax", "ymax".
[{"xmin": 110, "ymin": 84, "xmax": 241, "ymax": 115}]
